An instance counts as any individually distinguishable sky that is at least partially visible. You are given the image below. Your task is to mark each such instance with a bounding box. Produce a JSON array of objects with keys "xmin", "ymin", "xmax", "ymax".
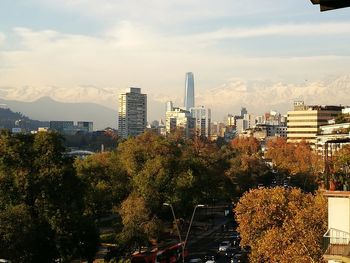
[{"xmin": 1, "ymin": 0, "xmax": 350, "ymax": 121}]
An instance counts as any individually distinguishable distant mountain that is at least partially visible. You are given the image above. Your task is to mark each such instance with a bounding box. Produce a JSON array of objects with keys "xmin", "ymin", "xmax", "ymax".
[
  {"xmin": 0, "ymin": 106, "xmax": 47, "ymax": 131},
  {"xmin": 1, "ymin": 75, "xmax": 349, "ymax": 122},
  {"xmin": 197, "ymin": 75, "xmax": 350, "ymax": 119},
  {"xmin": 0, "ymin": 97, "xmax": 117, "ymax": 130},
  {"xmin": 0, "ymin": 85, "xmax": 165, "ymax": 122}
]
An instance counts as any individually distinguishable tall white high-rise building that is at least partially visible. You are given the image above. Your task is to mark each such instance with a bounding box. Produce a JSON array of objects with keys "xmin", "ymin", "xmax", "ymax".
[
  {"xmin": 184, "ymin": 72, "xmax": 195, "ymax": 110},
  {"xmin": 118, "ymin": 87, "xmax": 147, "ymax": 139},
  {"xmin": 190, "ymin": 106, "xmax": 211, "ymax": 138}
]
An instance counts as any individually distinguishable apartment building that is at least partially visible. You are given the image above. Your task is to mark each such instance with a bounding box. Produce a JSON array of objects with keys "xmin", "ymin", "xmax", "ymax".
[{"xmin": 287, "ymin": 101, "xmax": 343, "ymax": 145}]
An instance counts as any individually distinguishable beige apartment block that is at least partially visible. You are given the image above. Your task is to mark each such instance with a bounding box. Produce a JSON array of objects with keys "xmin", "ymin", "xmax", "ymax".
[{"xmin": 287, "ymin": 101, "xmax": 342, "ymax": 145}]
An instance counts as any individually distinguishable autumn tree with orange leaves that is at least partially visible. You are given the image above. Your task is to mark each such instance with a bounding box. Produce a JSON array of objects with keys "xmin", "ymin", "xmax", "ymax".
[
  {"xmin": 235, "ymin": 187, "xmax": 327, "ymax": 263},
  {"xmin": 226, "ymin": 136, "xmax": 273, "ymax": 195},
  {"xmin": 265, "ymin": 137, "xmax": 322, "ymax": 191}
]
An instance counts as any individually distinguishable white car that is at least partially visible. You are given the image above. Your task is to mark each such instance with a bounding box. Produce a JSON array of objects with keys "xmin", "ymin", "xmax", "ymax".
[{"xmin": 218, "ymin": 240, "xmax": 231, "ymax": 252}]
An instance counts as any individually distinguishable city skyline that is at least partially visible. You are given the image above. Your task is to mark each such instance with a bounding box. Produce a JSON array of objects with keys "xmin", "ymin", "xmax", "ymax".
[{"xmin": 1, "ymin": 1, "xmax": 350, "ymax": 125}]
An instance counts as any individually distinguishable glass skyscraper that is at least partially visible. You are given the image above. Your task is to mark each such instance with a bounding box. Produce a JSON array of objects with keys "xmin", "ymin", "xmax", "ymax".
[{"xmin": 184, "ymin": 72, "xmax": 194, "ymax": 110}]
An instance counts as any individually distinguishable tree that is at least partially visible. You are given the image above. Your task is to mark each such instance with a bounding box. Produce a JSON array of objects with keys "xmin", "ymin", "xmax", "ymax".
[
  {"xmin": 118, "ymin": 193, "xmax": 163, "ymax": 252},
  {"xmin": 75, "ymin": 151, "xmax": 130, "ymax": 218},
  {"xmin": 333, "ymin": 145, "xmax": 350, "ymax": 171},
  {"xmin": 231, "ymin": 136, "xmax": 260, "ymax": 155},
  {"xmin": 225, "ymin": 153, "xmax": 271, "ymax": 196},
  {"xmin": 0, "ymin": 131, "xmax": 99, "ymax": 262},
  {"xmin": 235, "ymin": 187, "xmax": 327, "ymax": 263},
  {"xmin": 0, "ymin": 204, "xmax": 56, "ymax": 263},
  {"xmin": 225, "ymin": 136, "xmax": 272, "ymax": 196},
  {"xmin": 265, "ymin": 138, "xmax": 322, "ymax": 191}
]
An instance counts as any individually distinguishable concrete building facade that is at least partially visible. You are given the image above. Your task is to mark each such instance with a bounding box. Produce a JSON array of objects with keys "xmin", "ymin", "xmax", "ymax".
[
  {"xmin": 190, "ymin": 106, "xmax": 211, "ymax": 138},
  {"xmin": 165, "ymin": 107, "xmax": 195, "ymax": 139},
  {"xmin": 287, "ymin": 101, "xmax": 343, "ymax": 145},
  {"xmin": 118, "ymin": 87, "xmax": 147, "ymax": 139}
]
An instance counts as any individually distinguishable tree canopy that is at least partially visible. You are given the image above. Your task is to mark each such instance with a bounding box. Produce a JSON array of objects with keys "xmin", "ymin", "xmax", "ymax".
[
  {"xmin": 0, "ymin": 131, "xmax": 98, "ymax": 263},
  {"xmin": 235, "ymin": 187, "xmax": 327, "ymax": 263}
]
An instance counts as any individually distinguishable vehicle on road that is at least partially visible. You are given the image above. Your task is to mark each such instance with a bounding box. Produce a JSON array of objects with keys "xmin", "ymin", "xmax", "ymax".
[
  {"xmin": 131, "ymin": 242, "xmax": 188, "ymax": 263},
  {"xmin": 218, "ymin": 241, "xmax": 231, "ymax": 252},
  {"xmin": 203, "ymin": 254, "xmax": 216, "ymax": 263},
  {"xmin": 223, "ymin": 247, "xmax": 239, "ymax": 258},
  {"xmin": 189, "ymin": 258, "xmax": 202, "ymax": 263},
  {"xmin": 231, "ymin": 231, "xmax": 240, "ymax": 240}
]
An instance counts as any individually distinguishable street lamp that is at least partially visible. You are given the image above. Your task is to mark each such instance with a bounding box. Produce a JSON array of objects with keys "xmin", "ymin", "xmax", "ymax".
[
  {"xmin": 163, "ymin": 203, "xmax": 205, "ymax": 263},
  {"xmin": 163, "ymin": 203, "xmax": 182, "ymax": 244}
]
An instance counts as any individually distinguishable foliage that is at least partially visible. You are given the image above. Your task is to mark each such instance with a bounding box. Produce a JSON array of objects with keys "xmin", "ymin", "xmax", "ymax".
[
  {"xmin": 231, "ymin": 136, "xmax": 260, "ymax": 155},
  {"xmin": 226, "ymin": 137, "xmax": 272, "ymax": 196},
  {"xmin": 75, "ymin": 151, "xmax": 130, "ymax": 218},
  {"xmin": 265, "ymin": 137, "xmax": 322, "ymax": 191},
  {"xmin": 117, "ymin": 132, "xmax": 228, "ymax": 216},
  {"xmin": 235, "ymin": 187, "xmax": 327, "ymax": 263},
  {"xmin": 333, "ymin": 145, "xmax": 350, "ymax": 172},
  {"xmin": 0, "ymin": 131, "xmax": 98, "ymax": 262},
  {"xmin": 118, "ymin": 193, "xmax": 163, "ymax": 252}
]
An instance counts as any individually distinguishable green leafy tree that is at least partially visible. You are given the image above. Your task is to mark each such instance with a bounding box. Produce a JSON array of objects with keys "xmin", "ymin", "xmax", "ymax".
[
  {"xmin": 75, "ymin": 151, "xmax": 130, "ymax": 218},
  {"xmin": 0, "ymin": 131, "xmax": 98, "ymax": 262}
]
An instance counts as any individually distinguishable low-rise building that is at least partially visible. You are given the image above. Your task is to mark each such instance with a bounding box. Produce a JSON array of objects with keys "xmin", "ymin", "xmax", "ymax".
[{"xmin": 323, "ymin": 191, "xmax": 350, "ymax": 262}]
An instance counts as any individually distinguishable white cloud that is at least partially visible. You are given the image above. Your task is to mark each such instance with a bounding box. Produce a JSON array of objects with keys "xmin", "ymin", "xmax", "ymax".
[
  {"xmin": 0, "ymin": 33, "xmax": 5, "ymax": 46},
  {"xmin": 1, "ymin": 25, "xmax": 349, "ymax": 85},
  {"xmin": 29, "ymin": 0, "xmax": 289, "ymax": 26},
  {"xmin": 192, "ymin": 22, "xmax": 350, "ymax": 42}
]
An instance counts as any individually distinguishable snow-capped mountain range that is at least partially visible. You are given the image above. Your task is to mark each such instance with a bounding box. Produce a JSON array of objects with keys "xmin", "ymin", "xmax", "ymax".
[{"xmin": 0, "ymin": 75, "xmax": 349, "ymax": 128}]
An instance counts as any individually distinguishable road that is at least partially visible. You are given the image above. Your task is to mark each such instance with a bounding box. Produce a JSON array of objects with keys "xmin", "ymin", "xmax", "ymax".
[{"xmin": 187, "ymin": 219, "xmax": 246, "ymax": 263}]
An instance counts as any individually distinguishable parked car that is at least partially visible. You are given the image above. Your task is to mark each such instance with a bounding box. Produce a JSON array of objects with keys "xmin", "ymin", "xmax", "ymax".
[{"xmin": 218, "ymin": 241, "xmax": 231, "ymax": 252}]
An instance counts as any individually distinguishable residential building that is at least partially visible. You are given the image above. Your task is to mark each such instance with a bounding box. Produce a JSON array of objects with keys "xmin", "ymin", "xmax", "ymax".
[
  {"xmin": 323, "ymin": 191, "xmax": 350, "ymax": 262},
  {"xmin": 118, "ymin": 87, "xmax": 147, "ymax": 139},
  {"xmin": 236, "ymin": 118, "xmax": 246, "ymax": 134},
  {"xmin": 240, "ymin": 107, "xmax": 248, "ymax": 118},
  {"xmin": 210, "ymin": 122, "xmax": 226, "ymax": 140},
  {"xmin": 255, "ymin": 124, "xmax": 287, "ymax": 138},
  {"xmin": 227, "ymin": 114, "xmax": 235, "ymax": 126},
  {"xmin": 77, "ymin": 121, "xmax": 93, "ymax": 132},
  {"xmin": 184, "ymin": 72, "xmax": 195, "ymax": 110},
  {"xmin": 49, "ymin": 121, "xmax": 74, "ymax": 133},
  {"xmin": 287, "ymin": 101, "xmax": 343, "ymax": 145},
  {"xmin": 316, "ymin": 122, "xmax": 350, "ymax": 157},
  {"xmin": 190, "ymin": 106, "xmax": 211, "ymax": 138},
  {"xmin": 49, "ymin": 121, "xmax": 94, "ymax": 135},
  {"xmin": 165, "ymin": 107, "xmax": 195, "ymax": 139},
  {"xmin": 166, "ymin": 101, "xmax": 174, "ymax": 112}
]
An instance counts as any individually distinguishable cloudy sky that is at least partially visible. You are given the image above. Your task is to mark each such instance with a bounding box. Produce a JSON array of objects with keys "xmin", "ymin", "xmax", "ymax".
[{"xmin": 1, "ymin": 0, "xmax": 350, "ymax": 121}]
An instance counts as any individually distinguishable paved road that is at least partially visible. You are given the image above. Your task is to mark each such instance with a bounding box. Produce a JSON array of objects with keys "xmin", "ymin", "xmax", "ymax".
[{"xmin": 187, "ymin": 221, "xmax": 244, "ymax": 263}]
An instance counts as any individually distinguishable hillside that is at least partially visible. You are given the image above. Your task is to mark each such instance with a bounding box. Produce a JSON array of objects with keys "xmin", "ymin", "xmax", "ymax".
[
  {"xmin": 0, "ymin": 97, "xmax": 118, "ymax": 130},
  {"xmin": 0, "ymin": 107, "xmax": 48, "ymax": 131}
]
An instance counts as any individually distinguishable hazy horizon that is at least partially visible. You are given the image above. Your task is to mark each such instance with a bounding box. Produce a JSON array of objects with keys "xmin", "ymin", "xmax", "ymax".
[{"xmin": 1, "ymin": 0, "xmax": 350, "ymax": 125}]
